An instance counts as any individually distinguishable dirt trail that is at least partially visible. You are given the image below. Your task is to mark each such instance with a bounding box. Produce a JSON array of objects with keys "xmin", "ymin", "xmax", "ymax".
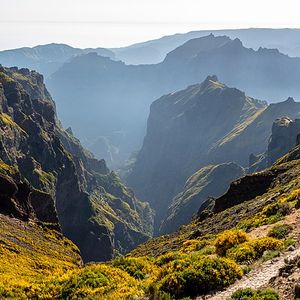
[
  {"xmin": 197, "ymin": 209, "xmax": 300, "ymax": 300},
  {"xmin": 197, "ymin": 248, "xmax": 300, "ymax": 300}
]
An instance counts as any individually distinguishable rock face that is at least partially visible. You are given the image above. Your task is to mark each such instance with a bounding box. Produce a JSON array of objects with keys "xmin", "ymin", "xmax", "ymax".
[
  {"xmin": 127, "ymin": 76, "xmax": 300, "ymax": 232},
  {"xmin": 0, "ymin": 172, "xmax": 59, "ymax": 229},
  {"xmin": 47, "ymin": 34, "xmax": 300, "ymax": 164},
  {"xmin": 160, "ymin": 162, "xmax": 245, "ymax": 234},
  {"xmin": 0, "ymin": 66, "xmax": 153, "ymax": 262},
  {"xmin": 249, "ymin": 114, "xmax": 300, "ymax": 172}
]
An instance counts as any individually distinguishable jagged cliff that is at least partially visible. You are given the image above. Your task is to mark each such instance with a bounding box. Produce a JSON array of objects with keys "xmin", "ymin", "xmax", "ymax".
[{"xmin": 0, "ymin": 65, "xmax": 153, "ymax": 262}]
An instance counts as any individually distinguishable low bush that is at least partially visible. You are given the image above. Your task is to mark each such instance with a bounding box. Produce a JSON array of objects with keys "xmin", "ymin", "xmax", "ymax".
[
  {"xmin": 230, "ymin": 288, "xmax": 279, "ymax": 299},
  {"xmin": 251, "ymin": 237, "xmax": 283, "ymax": 257},
  {"xmin": 227, "ymin": 243, "xmax": 256, "ymax": 263},
  {"xmin": 267, "ymin": 224, "xmax": 292, "ymax": 239},
  {"xmin": 214, "ymin": 229, "xmax": 249, "ymax": 256},
  {"xmin": 112, "ymin": 256, "xmax": 158, "ymax": 280},
  {"xmin": 60, "ymin": 264, "xmax": 142, "ymax": 299},
  {"xmin": 158, "ymin": 257, "xmax": 242, "ymax": 298},
  {"xmin": 227, "ymin": 237, "xmax": 283, "ymax": 263},
  {"xmin": 262, "ymin": 250, "xmax": 280, "ymax": 262}
]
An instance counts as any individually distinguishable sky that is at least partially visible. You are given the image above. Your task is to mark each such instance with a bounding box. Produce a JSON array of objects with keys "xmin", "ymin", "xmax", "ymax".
[{"xmin": 1, "ymin": 0, "xmax": 300, "ymax": 50}]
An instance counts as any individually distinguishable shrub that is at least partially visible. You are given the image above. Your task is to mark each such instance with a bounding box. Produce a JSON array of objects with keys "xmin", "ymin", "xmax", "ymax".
[
  {"xmin": 155, "ymin": 252, "xmax": 184, "ymax": 267},
  {"xmin": 230, "ymin": 288, "xmax": 279, "ymax": 299},
  {"xmin": 180, "ymin": 239, "xmax": 210, "ymax": 253},
  {"xmin": 251, "ymin": 237, "xmax": 283, "ymax": 257},
  {"xmin": 267, "ymin": 224, "xmax": 292, "ymax": 239},
  {"xmin": 226, "ymin": 237, "xmax": 283, "ymax": 263},
  {"xmin": 262, "ymin": 250, "xmax": 280, "ymax": 262},
  {"xmin": 60, "ymin": 264, "xmax": 142, "ymax": 299},
  {"xmin": 284, "ymin": 238, "xmax": 296, "ymax": 248},
  {"xmin": 214, "ymin": 230, "xmax": 249, "ymax": 256},
  {"xmin": 227, "ymin": 243, "xmax": 256, "ymax": 263},
  {"xmin": 112, "ymin": 256, "xmax": 158, "ymax": 280},
  {"xmin": 159, "ymin": 257, "xmax": 242, "ymax": 298}
]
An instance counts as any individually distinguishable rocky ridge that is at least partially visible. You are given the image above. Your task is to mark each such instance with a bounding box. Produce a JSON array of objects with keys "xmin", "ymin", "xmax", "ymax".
[{"xmin": 0, "ymin": 65, "xmax": 153, "ymax": 262}]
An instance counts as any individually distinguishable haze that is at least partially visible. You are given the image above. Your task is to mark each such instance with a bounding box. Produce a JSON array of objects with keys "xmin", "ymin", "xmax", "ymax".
[{"xmin": 1, "ymin": 0, "xmax": 300, "ymax": 50}]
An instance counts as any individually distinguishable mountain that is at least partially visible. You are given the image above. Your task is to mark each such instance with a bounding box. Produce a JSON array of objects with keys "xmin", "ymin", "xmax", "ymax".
[
  {"xmin": 113, "ymin": 28, "xmax": 300, "ymax": 64},
  {"xmin": 47, "ymin": 35, "xmax": 300, "ymax": 165},
  {"xmin": 127, "ymin": 76, "xmax": 300, "ymax": 232},
  {"xmin": 0, "ymin": 43, "xmax": 115, "ymax": 78},
  {"xmin": 160, "ymin": 162, "xmax": 245, "ymax": 234},
  {"xmin": 0, "ymin": 65, "xmax": 153, "ymax": 262}
]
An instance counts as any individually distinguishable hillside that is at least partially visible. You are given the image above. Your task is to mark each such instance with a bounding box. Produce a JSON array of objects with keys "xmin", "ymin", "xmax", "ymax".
[
  {"xmin": 0, "ymin": 65, "xmax": 153, "ymax": 262},
  {"xmin": 128, "ymin": 143, "xmax": 300, "ymax": 299},
  {"xmin": 2, "ymin": 138, "xmax": 300, "ymax": 299},
  {"xmin": 47, "ymin": 35, "xmax": 300, "ymax": 165}
]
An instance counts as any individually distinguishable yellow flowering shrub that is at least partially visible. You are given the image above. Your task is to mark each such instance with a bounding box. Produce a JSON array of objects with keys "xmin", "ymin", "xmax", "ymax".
[
  {"xmin": 214, "ymin": 229, "xmax": 249, "ymax": 256},
  {"xmin": 157, "ymin": 257, "xmax": 243, "ymax": 298},
  {"xmin": 226, "ymin": 237, "xmax": 283, "ymax": 263}
]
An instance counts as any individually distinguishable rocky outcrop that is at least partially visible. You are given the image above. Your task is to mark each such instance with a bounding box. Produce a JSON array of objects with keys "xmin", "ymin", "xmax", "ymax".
[
  {"xmin": 0, "ymin": 66, "xmax": 153, "ymax": 262},
  {"xmin": 249, "ymin": 114, "xmax": 300, "ymax": 172},
  {"xmin": 160, "ymin": 162, "xmax": 244, "ymax": 234},
  {"xmin": 0, "ymin": 172, "xmax": 59, "ymax": 229}
]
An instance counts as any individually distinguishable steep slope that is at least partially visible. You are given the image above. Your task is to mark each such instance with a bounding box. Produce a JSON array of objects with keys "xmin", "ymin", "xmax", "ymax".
[
  {"xmin": 113, "ymin": 28, "xmax": 300, "ymax": 64},
  {"xmin": 47, "ymin": 35, "xmax": 300, "ymax": 164},
  {"xmin": 0, "ymin": 43, "xmax": 114, "ymax": 78},
  {"xmin": 160, "ymin": 163, "xmax": 245, "ymax": 234},
  {"xmin": 129, "ymin": 145, "xmax": 300, "ymax": 299},
  {"xmin": 0, "ymin": 65, "xmax": 153, "ymax": 262},
  {"xmin": 128, "ymin": 76, "xmax": 267, "ymax": 230}
]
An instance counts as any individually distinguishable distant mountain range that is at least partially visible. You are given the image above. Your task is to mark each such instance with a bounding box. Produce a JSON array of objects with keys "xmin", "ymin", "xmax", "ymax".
[
  {"xmin": 0, "ymin": 43, "xmax": 115, "ymax": 78},
  {"xmin": 113, "ymin": 28, "xmax": 300, "ymax": 64},
  {"xmin": 46, "ymin": 34, "xmax": 300, "ymax": 165}
]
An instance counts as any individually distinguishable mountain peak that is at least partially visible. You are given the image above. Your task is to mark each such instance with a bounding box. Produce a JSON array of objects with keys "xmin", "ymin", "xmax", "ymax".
[
  {"xmin": 200, "ymin": 75, "xmax": 225, "ymax": 91},
  {"xmin": 286, "ymin": 96, "xmax": 295, "ymax": 103},
  {"xmin": 203, "ymin": 74, "xmax": 219, "ymax": 83}
]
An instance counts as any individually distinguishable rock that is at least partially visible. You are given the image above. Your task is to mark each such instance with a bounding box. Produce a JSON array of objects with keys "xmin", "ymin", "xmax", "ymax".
[
  {"xmin": 250, "ymin": 116, "xmax": 300, "ymax": 172},
  {"xmin": 287, "ymin": 245, "xmax": 296, "ymax": 251},
  {"xmin": 295, "ymin": 284, "xmax": 300, "ymax": 299}
]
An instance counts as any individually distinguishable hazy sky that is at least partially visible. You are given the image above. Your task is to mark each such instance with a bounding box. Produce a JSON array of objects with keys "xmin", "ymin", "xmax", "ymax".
[{"xmin": 1, "ymin": 0, "xmax": 300, "ymax": 50}]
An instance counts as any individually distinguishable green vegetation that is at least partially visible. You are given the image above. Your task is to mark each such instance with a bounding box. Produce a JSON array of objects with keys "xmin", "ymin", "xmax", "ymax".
[
  {"xmin": 2, "ymin": 217, "xmax": 285, "ymax": 299},
  {"xmin": 267, "ymin": 224, "xmax": 292, "ymax": 239},
  {"xmin": 230, "ymin": 288, "xmax": 279, "ymax": 300},
  {"xmin": 237, "ymin": 189, "xmax": 299, "ymax": 231}
]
